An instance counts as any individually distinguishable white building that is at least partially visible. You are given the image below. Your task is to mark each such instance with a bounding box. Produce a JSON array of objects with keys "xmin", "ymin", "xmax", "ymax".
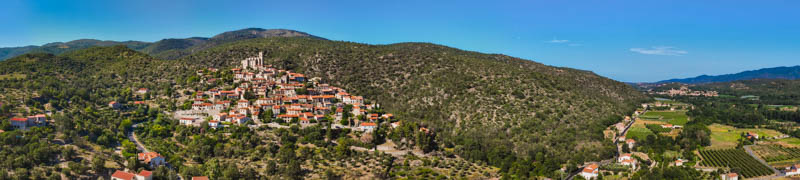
[
  {"xmin": 786, "ymin": 164, "xmax": 800, "ymax": 176},
  {"xmin": 580, "ymin": 164, "xmax": 599, "ymax": 180},
  {"xmin": 618, "ymin": 153, "xmax": 637, "ymax": 169},
  {"xmin": 179, "ymin": 118, "xmax": 196, "ymax": 126},
  {"xmin": 111, "ymin": 170, "xmax": 152, "ymax": 180},
  {"xmin": 721, "ymin": 173, "xmax": 738, "ymax": 180}
]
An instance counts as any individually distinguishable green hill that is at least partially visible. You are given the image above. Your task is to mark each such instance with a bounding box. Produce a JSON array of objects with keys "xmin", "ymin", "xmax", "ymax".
[
  {"xmin": 180, "ymin": 37, "xmax": 647, "ymax": 165},
  {"xmin": 0, "ymin": 34, "xmax": 646, "ymax": 176}
]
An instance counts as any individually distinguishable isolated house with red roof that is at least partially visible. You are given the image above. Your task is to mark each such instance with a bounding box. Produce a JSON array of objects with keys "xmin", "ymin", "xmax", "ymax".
[
  {"xmin": 580, "ymin": 163, "xmax": 599, "ymax": 179},
  {"xmin": 9, "ymin": 117, "xmax": 29, "ymax": 129},
  {"xmin": 111, "ymin": 170, "xmax": 152, "ymax": 180},
  {"xmin": 137, "ymin": 152, "xmax": 166, "ymax": 167}
]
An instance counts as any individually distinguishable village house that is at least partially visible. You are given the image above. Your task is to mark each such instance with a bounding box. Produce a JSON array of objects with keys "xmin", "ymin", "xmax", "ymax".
[
  {"xmin": 232, "ymin": 115, "xmax": 250, "ymax": 124},
  {"xmin": 208, "ymin": 120, "xmax": 219, "ymax": 129},
  {"xmin": 191, "ymin": 176, "xmax": 209, "ymax": 180},
  {"xmin": 580, "ymin": 163, "xmax": 599, "ymax": 180},
  {"xmin": 111, "ymin": 170, "xmax": 152, "ymax": 180},
  {"xmin": 618, "ymin": 153, "xmax": 637, "ymax": 169},
  {"xmin": 109, "ymin": 101, "xmax": 122, "ymax": 109},
  {"xmin": 786, "ymin": 164, "xmax": 800, "ymax": 176},
  {"xmin": 626, "ymin": 139, "xmax": 636, "ymax": 149},
  {"xmin": 179, "ymin": 117, "xmax": 197, "ymax": 126},
  {"xmin": 138, "ymin": 152, "xmax": 166, "ymax": 167},
  {"xmin": 721, "ymin": 173, "xmax": 739, "ymax": 180},
  {"xmin": 9, "ymin": 117, "xmax": 29, "ymax": 129},
  {"xmin": 360, "ymin": 122, "xmax": 377, "ymax": 132},
  {"xmin": 136, "ymin": 88, "xmax": 149, "ymax": 94}
]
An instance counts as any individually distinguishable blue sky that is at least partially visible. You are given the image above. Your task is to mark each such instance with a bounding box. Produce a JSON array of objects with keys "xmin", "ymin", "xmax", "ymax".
[{"xmin": 1, "ymin": 0, "xmax": 799, "ymax": 82}]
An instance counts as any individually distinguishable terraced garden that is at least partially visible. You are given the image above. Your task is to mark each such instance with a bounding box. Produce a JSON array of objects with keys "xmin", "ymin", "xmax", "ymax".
[{"xmin": 699, "ymin": 148, "xmax": 774, "ymax": 178}]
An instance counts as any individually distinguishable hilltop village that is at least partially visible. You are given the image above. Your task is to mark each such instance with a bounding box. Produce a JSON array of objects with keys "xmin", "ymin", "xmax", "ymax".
[{"xmin": 174, "ymin": 52, "xmax": 392, "ymax": 131}]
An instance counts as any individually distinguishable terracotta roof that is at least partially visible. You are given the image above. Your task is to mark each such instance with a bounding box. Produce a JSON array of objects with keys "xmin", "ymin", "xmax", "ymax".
[
  {"xmin": 192, "ymin": 177, "xmax": 210, "ymax": 180},
  {"xmin": 728, "ymin": 173, "xmax": 738, "ymax": 178},
  {"xmin": 361, "ymin": 122, "xmax": 377, "ymax": 127},
  {"xmin": 10, "ymin": 117, "xmax": 27, "ymax": 122},
  {"xmin": 111, "ymin": 171, "xmax": 136, "ymax": 180},
  {"xmin": 582, "ymin": 164, "xmax": 599, "ymax": 174},
  {"xmin": 138, "ymin": 170, "xmax": 152, "ymax": 177}
]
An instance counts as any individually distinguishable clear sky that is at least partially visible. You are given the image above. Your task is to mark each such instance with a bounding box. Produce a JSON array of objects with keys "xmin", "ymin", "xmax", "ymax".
[{"xmin": 1, "ymin": 0, "xmax": 799, "ymax": 82}]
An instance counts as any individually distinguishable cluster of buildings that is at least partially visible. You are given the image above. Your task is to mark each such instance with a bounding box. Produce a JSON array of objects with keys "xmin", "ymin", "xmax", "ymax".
[
  {"xmin": 182, "ymin": 52, "xmax": 393, "ymax": 130},
  {"xmin": 649, "ymin": 86, "xmax": 718, "ymax": 97},
  {"xmin": 8, "ymin": 114, "xmax": 47, "ymax": 129}
]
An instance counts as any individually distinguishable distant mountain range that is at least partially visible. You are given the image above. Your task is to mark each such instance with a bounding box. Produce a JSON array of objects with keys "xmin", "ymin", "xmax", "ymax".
[
  {"xmin": 0, "ymin": 28, "xmax": 322, "ymax": 60},
  {"xmin": 656, "ymin": 66, "xmax": 800, "ymax": 84}
]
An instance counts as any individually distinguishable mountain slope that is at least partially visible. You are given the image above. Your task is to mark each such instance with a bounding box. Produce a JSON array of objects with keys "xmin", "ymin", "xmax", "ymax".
[
  {"xmin": 180, "ymin": 37, "xmax": 647, "ymax": 164},
  {"xmin": 657, "ymin": 66, "xmax": 800, "ymax": 84},
  {"xmin": 0, "ymin": 28, "xmax": 323, "ymax": 61},
  {"xmin": 0, "ymin": 39, "xmax": 150, "ymax": 60},
  {"xmin": 145, "ymin": 28, "xmax": 322, "ymax": 59},
  {"xmin": 0, "ymin": 31, "xmax": 647, "ymax": 173}
]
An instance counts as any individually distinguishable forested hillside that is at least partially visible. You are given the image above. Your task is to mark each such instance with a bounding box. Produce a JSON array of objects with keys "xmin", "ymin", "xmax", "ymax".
[
  {"xmin": 0, "ymin": 28, "xmax": 320, "ymax": 61},
  {"xmin": 179, "ymin": 37, "xmax": 647, "ymax": 170},
  {"xmin": 0, "ymin": 35, "xmax": 647, "ymax": 178}
]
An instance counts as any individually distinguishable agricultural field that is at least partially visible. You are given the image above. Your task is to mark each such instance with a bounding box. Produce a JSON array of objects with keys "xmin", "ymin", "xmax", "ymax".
[
  {"xmin": 639, "ymin": 110, "xmax": 689, "ymax": 125},
  {"xmin": 699, "ymin": 148, "xmax": 774, "ymax": 178},
  {"xmin": 769, "ymin": 138, "xmax": 800, "ymax": 148},
  {"xmin": 751, "ymin": 145, "xmax": 800, "ymax": 165},
  {"xmin": 646, "ymin": 124, "xmax": 672, "ymax": 133},
  {"xmin": 625, "ymin": 126, "xmax": 653, "ymax": 140},
  {"xmin": 708, "ymin": 124, "xmax": 786, "ymax": 149}
]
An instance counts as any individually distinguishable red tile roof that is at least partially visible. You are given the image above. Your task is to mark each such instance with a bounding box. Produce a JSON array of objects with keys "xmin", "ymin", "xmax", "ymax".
[
  {"xmin": 10, "ymin": 117, "xmax": 27, "ymax": 122},
  {"xmin": 192, "ymin": 176, "xmax": 210, "ymax": 180},
  {"xmin": 111, "ymin": 171, "xmax": 136, "ymax": 180},
  {"xmin": 138, "ymin": 170, "xmax": 152, "ymax": 177}
]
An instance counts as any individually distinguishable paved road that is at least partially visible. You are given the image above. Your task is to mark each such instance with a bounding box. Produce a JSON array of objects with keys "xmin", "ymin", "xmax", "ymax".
[
  {"xmin": 744, "ymin": 145, "xmax": 782, "ymax": 179},
  {"xmin": 128, "ymin": 122, "xmax": 149, "ymax": 153}
]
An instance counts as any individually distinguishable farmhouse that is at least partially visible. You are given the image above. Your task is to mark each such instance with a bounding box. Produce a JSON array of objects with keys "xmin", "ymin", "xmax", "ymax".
[
  {"xmin": 787, "ymin": 164, "xmax": 800, "ymax": 176},
  {"xmin": 136, "ymin": 88, "xmax": 149, "ymax": 94},
  {"xmin": 626, "ymin": 139, "xmax": 636, "ymax": 149},
  {"xmin": 109, "ymin": 101, "xmax": 121, "ymax": 109},
  {"xmin": 746, "ymin": 132, "xmax": 759, "ymax": 139},
  {"xmin": 111, "ymin": 170, "xmax": 152, "ymax": 180},
  {"xmin": 721, "ymin": 173, "xmax": 738, "ymax": 180},
  {"xmin": 138, "ymin": 152, "xmax": 166, "ymax": 167},
  {"xmin": 674, "ymin": 159, "xmax": 685, "ymax": 166},
  {"xmin": 9, "ymin": 117, "xmax": 29, "ymax": 129},
  {"xmin": 579, "ymin": 163, "xmax": 599, "ymax": 180}
]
